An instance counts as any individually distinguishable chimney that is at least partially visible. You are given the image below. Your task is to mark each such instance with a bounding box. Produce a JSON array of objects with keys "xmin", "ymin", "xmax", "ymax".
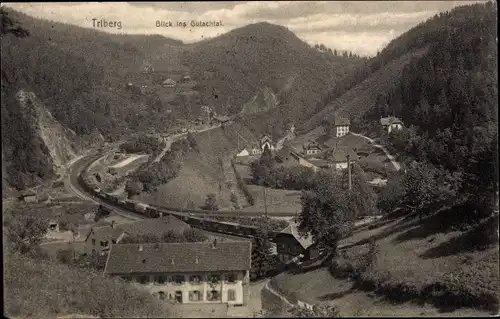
[
  {"xmin": 195, "ymin": 257, "xmax": 199, "ymax": 264},
  {"xmin": 159, "ymin": 212, "xmax": 163, "ymax": 218},
  {"xmin": 171, "ymin": 258, "xmax": 175, "ymax": 265},
  {"xmin": 139, "ymin": 245, "xmax": 144, "ymax": 252}
]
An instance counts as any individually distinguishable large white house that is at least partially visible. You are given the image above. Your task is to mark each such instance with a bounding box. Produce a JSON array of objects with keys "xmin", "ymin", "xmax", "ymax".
[
  {"xmin": 334, "ymin": 118, "xmax": 351, "ymax": 137},
  {"xmin": 105, "ymin": 241, "xmax": 252, "ymax": 305}
]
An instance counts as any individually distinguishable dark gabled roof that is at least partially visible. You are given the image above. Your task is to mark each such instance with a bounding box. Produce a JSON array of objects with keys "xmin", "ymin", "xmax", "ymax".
[
  {"xmin": 326, "ymin": 147, "xmax": 358, "ymax": 163},
  {"xmin": 85, "ymin": 216, "xmax": 190, "ymax": 242},
  {"xmin": 118, "ymin": 215, "xmax": 191, "ymax": 238},
  {"xmin": 380, "ymin": 117, "xmax": 403, "ymax": 126},
  {"xmin": 304, "ymin": 141, "xmax": 321, "ymax": 150},
  {"xmin": 20, "ymin": 189, "xmax": 37, "ymax": 197},
  {"xmin": 334, "ymin": 117, "xmax": 350, "ymax": 126},
  {"xmin": 279, "ymin": 222, "xmax": 314, "ymax": 250},
  {"xmin": 104, "ymin": 242, "xmax": 252, "ymax": 274}
]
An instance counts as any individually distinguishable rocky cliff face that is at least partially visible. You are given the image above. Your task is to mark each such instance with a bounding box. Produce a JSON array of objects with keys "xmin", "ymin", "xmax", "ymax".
[{"xmin": 15, "ymin": 89, "xmax": 85, "ymax": 169}]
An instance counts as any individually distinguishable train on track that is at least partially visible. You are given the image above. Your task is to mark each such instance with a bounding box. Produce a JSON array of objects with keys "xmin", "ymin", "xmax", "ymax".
[{"xmin": 78, "ymin": 172, "xmax": 268, "ymax": 239}]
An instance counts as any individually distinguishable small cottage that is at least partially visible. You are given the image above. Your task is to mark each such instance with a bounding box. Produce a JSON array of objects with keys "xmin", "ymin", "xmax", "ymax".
[
  {"xmin": 302, "ymin": 141, "xmax": 322, "ymax": 156},
  {"xmin": 334, "ymin": 117, "xmax": 350, "ymax": 137},
  {"xmin": 273, "ymin": 222, "xmax": 320, "ymax": 264},
  {"xmin": 260, "ymin": 135, "xmax": 275, "ymax": 151},
  {"xmin": 18, "ymin": 189, "xmax": 37, "ymax": 203},
  {"xmin": 162, "ymin": 78, "xmax": 177, "ymax": 88},
  {"xmin": 380, "ymin": 116, "xmax": 404, "ymax": 133},
  {"xmin": 236, "ymin": 148, "xmax": 250, "ymax": 157}
]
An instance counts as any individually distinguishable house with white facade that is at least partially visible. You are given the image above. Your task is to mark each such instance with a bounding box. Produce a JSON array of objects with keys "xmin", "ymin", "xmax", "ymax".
[
  {"xmin": 334, "ymin": 118, "xmax": 351, "ymax": 137},
  {"xmin": 380, "ymin": 117, "xmax": 404, "ymax": 133},
  {"xmin": 302, "ymin": 141, "xmax": 322, "ymax": 156},
  {"xmin": 104, "ymin": 241, "xmax": 252, "ymax": 305},
  {"xmin": 236, "ymin": 148, "xmax": 250, "ymax": 157},
  {"xmin": 260, "ymin": 135, "xmax": 275, "ymax": 151}
]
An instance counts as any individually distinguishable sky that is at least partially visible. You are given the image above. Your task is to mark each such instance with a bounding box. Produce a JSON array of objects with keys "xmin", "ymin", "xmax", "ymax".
[{"xmin": 4, "ymin": 1, "xmax": 487, "ymax": 56}]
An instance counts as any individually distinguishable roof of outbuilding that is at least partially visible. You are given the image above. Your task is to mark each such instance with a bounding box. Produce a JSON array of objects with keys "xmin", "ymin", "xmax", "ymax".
[
  {"xmin": 86, "ymin": 215, "xmax": 190, "ymax": 242},
  {"xmin": 380, "ymin": 117, "xmax": 403, "ymax": 126},
  {"xmin": 279, "ymin": 222, "xmax": 314, "ymax": 250},
  {"xmin": 104, "ymin": 241, "xmax": 252, "ymax": 274},
  {"xmin": 334, "ymin": 117, "xmax": 351, "ymax": 126}
]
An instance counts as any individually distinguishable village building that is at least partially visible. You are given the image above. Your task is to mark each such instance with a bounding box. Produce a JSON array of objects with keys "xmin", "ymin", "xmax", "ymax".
[
  {"xmin": 162, "ymin": 78, "xmax": 177, "ymax": 88},
  {"xmin": 84, "ymin": 215, "xmax": 191, "ymax": 255},
  {"xmin": 250, "ymin": 144, "xmax": 263, "ymax": 156},
  {"xmin": 302, "ymin": 141, "xmax": 322, "ymax": 156},
  {"xmin": 273, "ymin": 221, "xmax": 320, "ymax": 264},
  {"xmin": 181, "ymin": 75, "xmax": 192, "ymax": 83},
  {"xmin": 334, "ymin": 117, "xmax": 351, "ymax": 137},
  {"xmin": 18, "ymin": 189, "xmax": 37, "ymax": 203},
  {"xmin": 380, "ymin": 116, "xmax": 404, "ymax": 133},
  {"xmin": 235, "ymin": 148, "xmax": 250, "ymax": 157},
  {"xmin": 212, "ymin": 115, "xmax": 232, "ymax": 126},
  {"xmin": 324, "ymin": 147, "xmax": 358, "ymax": 170},
  {"xmin": 260, "ymin": 135, "xmax": 275, "ymax": 151},
  {"xmin": 104, "ymin": 241, "xmax": 252, "ymax": 305},
  {"xmin": 275, "ymin": 148, "xmax": 319, "ymax": 172}
]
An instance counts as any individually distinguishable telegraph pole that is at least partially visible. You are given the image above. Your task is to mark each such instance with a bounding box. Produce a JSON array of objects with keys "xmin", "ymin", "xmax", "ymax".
[
  {"xmin": 347, "ymin": 154, "xmax": 352, "ymax": 191},
  {"xmin": 263, "ymin": 186, "xmax": 268, "ymax": 218}
]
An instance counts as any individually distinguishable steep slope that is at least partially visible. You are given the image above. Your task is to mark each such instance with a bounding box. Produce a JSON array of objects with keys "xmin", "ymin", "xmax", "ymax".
[
  {"xmin": 182, "ymin": 22, "xmax": 363, "ymax": 136},
  {"xmin": 0, "ymin": 8, "xmax": 182, "ymax": 189},
  {"xmin": 303, "ymin": 47, "xmax": 429, "ymax": 132},
  {"xmin": 1, "ymin": 88, "xmax": 85, "ymax": 189},
  {"xmin": 301, "ymin": 1, "xmax": 497, "ymax": 137},
  {"xmin": 139, "ymin": 122, "xmax": 257, "ymax": 209}
]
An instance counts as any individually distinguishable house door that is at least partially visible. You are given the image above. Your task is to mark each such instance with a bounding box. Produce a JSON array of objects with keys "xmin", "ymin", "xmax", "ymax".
[{"xmin": 175, "ymin": 291, "xmax": 183, "ymax": 303}]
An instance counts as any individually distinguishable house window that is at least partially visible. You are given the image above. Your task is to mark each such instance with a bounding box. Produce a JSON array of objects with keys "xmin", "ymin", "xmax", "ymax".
[
  {"xmin": 209, "ymin": 275, "xmax": 220, "ymax": 284},
  {"xmin": 189, "ymin": 290, "xmax": 202, "ymax": 301},
  {"xmin": 207, "ymin": 290, "xmax": 221, "ymax": 301},
  {"xmin": 92, "ymin": 239, "xmax": 96, "ymax": 246},
  {"xmin": 189, "ymin": 275, "xmax": 202, "ymax": 284},
  {"xmin": 226, "ymin": 273, "xmax": 236, "ymax": 283},
  {"xmin": 111, "ymin": 240, "xmax": 116, "ymax": 244},
  {"xmin": 158, "ymin": 291, "xmax": 166, "ymax": 300},
  {"xmin": 156, "ymin": 275, "xmax": 167, "ymax": 284},
  {"xmin": 101, "ymin": 241, "xmax": 109, "ymax": 247},
  {"xmin": 227, "ymin": 289, "xmax": 236, "ymax": 301},
  {"xmin": 138, "ymin": 276, "xmax": 149, "ymax": 284},
  {"xmin": 173, "ymin": 275, "xmax": 184, "ymax": 284}
]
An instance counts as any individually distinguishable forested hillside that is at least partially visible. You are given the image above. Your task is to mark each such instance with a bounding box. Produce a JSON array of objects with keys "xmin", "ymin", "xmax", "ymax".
[
  {"xmin": 377, "ymin": 1, "xmax": 498, "ymax": 218},
  {"xmin": 183, "ymin": 22, "xmax": 363, "ymax": 138},
  {"xmin": 1, "ymin": 8, "xmax": 181, "ymax": 189},
  {"xmin": 302, "ymin": 2, "xmax": 497, "ymax": 136}
]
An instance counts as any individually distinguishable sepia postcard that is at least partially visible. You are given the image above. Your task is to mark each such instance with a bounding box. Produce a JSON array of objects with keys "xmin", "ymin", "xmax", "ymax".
[{"xmin": 2, "ymin": 1, "xmax": 498, "ymax": 318}]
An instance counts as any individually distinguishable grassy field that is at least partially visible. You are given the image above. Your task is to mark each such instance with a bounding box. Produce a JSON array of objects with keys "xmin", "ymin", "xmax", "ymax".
[
  {"xmin": 4, "ymin": 250, "xmax": 168, "ymax": 318},
  {"xmin": 234, "ymin": 163, "xmax": 302, "ymax": 214},
  {"xmin": 270, "ymin": 211, "xmax": 499, "ymax": 316},
  {"xmin": 141, "ymin": 123, "xmax": 257, "ymax": 211}
]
